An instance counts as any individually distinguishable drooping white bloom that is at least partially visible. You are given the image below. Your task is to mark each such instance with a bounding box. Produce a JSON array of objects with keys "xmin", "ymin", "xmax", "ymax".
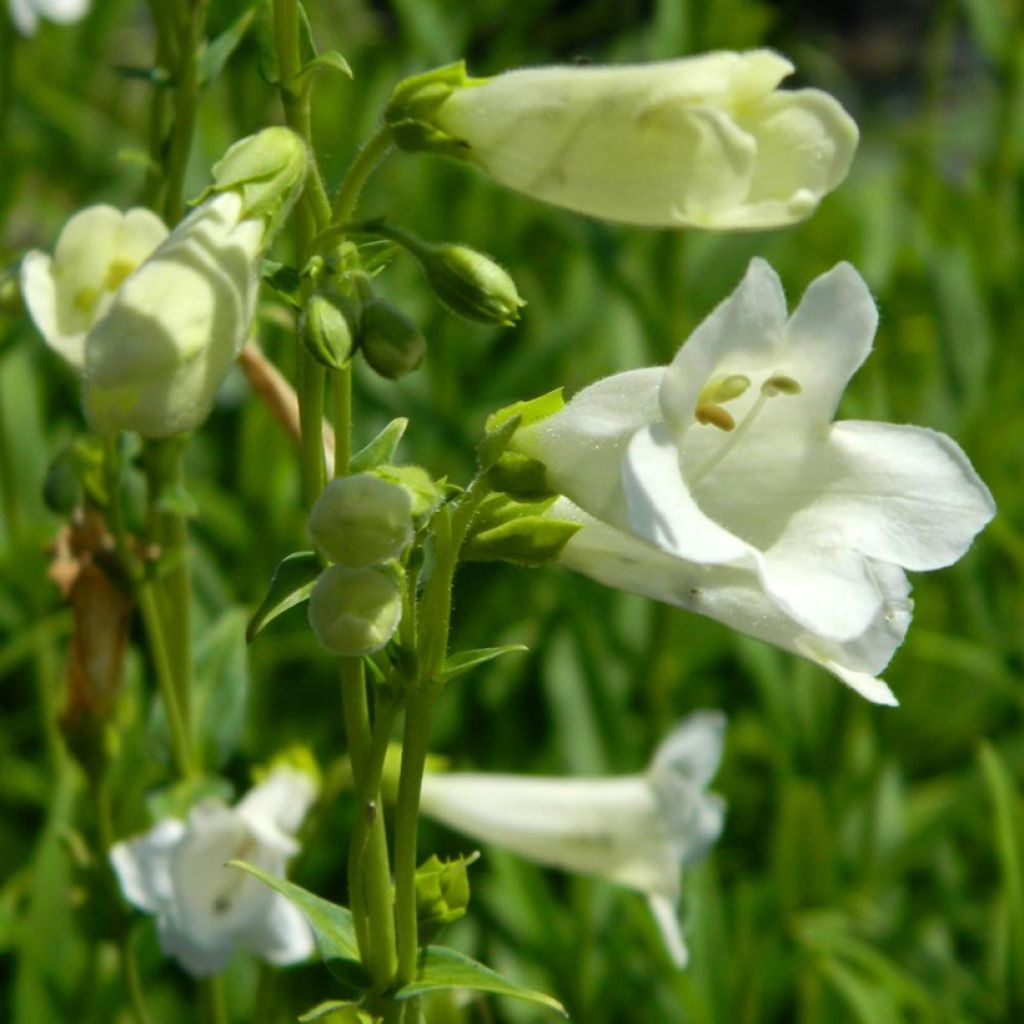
[
  {"xmin": 21, "ymin": 127, "xmax": 307, "ymax": 437},
  {"xmin": 516, "ymin": 260, "xmax": 994, "ymax": 705},
  {"xmin": 391, "ymin": 51, "xmax": 858, "ymax": 230},
  {"xmin": 8, "ymin": 0, "xmax": 89, "ymax": 36},
  {"xmin": 419, "ymin": 712, "xmax": 727, "ymax": 966},
  {"xmin": 21, "ymin": 206, "xmax": 168, "ymax": 370},
  {"xmin": 110, "ymin": 767, "xmax": 317, "ymax": 976}
]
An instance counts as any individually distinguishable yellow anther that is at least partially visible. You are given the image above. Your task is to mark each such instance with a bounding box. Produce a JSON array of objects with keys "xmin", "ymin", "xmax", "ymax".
[
  {"xmin": 698, "ymin": 374, "xmax": 751, "ymax": 404},
  {"xmin": 73, "ymin": 286, "xmax": 99, "ymax": 314},
  {"xmin": 761, "ymin": 374, "xmax": 801, "ymax": 397},
  {"xmin": 104, "ymin": 259, "xmax": 136, "ymax": 292},
  {"xmin": 694, "ymin": 402, "xmax": 735, "ymax": 431}
]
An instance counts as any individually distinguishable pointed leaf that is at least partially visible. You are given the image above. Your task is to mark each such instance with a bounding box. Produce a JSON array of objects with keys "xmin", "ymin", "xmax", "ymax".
[
  {"xmin": 293, "ymin": 51, "xmax": 354, "ymax": 95},
  {"xmin": 393, "ymin": 945, "xmax": 566, "ymax": 1015},
  {"xmin": 247, "ymin": 551, "xmax": 321, "ymax": 642},
  {"xmin": 298, "ymin": 1001, "xmax": 370, "ymax": 1023},
  {"xmin": 477, "ymin": 414, "xmax": 520, "ymax": 472},
  {"xmin": 350, "ymin": 418, "xmax": 409, "ymax": 473},
  {"xmin": 261, "ymin": 259, "xmax": 303, "ymax": 307},
  {"xmin": 440, "ymin": 645, "xmax": 528, "ymax": 683},
  {"xmin": 198, "ymin": 6, "xmax": 257, "ymax": 87},
  {"xmin": 485, "ymin": 389, "xmax": 564, "ymax": 434},
  {"xmin": 229, "ymin": 861, "xmax": 369, "ymax": 991}
]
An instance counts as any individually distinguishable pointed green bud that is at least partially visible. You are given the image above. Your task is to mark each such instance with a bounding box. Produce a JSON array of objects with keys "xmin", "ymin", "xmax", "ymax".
[
  {"xmin": 308, "ymin": 564, "xmax": 403, "ymax": 656},
  {"xmin": 415, "ymin": 853, "xmax": 476, "ymax": 943},
  {"xmin": 307, "ymin": 473, "xmax": 414, "ymax": 568},
  {"xmin": 206, "ymin": 126, "xmax": 308, "ymax": 241},
  {"xmin": 359, "ymin": 298, "xmax": 427, "ymax": 380},
  {"xmin": 301, "ymin": 291, "xmax": 356, "ymax": 370},
  {"xmin": 384, "ymin": 61, "xmax": 481, "ymax": 158},
  {"xmin": 371, "ymin": 464, "xmax": 444, "ymax": 519},
  {"xmin": 414, "ymin": 243, "xmax": 524, "ymax": 326}
]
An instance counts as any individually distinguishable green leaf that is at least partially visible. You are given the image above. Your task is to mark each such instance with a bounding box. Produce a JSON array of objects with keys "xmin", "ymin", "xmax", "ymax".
[
  {"xmin": 261, "ymin": 259, "xmax": 303, "ymax": 307},
  {"xmin": 247, "ymin": 551, "xmax": 322, "ymax": 643},
  {"xmin": 194, "ymin": 609, "xmax": 250, "ymax": 770},
  {"xmin": 292, "ymin": 50, "xmax": 354, "ymax": 96},
  {"xmin": 298, "ymin": 1001, "xmax": 371, "ymax": 1023},
  {"xmin": 350, "ymin": 418, "xmax": 409, "ymax": 473},
  {"xmin": 229, "ymin": 862, "xmax": 370, "ymax": 991},
  {"xmin": 439, "ymin": 645, "xmax": 528, "ymax": 683},
  {"xmin": 393, "ymin": 944, "xmax": 566, "ymax": 1016},
  {"xmin": 198, "ymin": 6, "xmax": 257, "ymax": 87}
]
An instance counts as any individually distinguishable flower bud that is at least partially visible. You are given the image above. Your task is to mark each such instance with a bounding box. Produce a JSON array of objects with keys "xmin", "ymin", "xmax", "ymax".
[
  {"xmin": 414, "ymin": 243, "xmax": 524, "ymax": 326},
  {"xmin": 359, "ymin": 298, "xmax": 427, "ymax": 380},
  {"xmin": 301, "ymin": 291, "xmax": 356, "ymax": 370},
  {"xmin": 307, "ymin": 564, "xmax": 403, "ymax": 656},
  {"xmin": 307, "ymin": 473, "xmax": 414, "ymax": 568},
  {"xmin": 384, "ymin": 61, "xmax": 480, "ymax": 158},
  {"xmin": 207, "ymin": 126, "xmax": 308, "ymax": 243}
]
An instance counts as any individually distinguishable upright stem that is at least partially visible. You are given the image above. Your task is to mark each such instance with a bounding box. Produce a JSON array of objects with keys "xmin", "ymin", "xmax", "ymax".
[
  {"xmin": 340, "ymin": 660, "xmax": 398, "ymax": 988},
  {"xmin": 201, "ymin": 976, "xmax": 229, "ymax": 1024},
  {"xmin": 332, "ymin": 362, "xmax": 352, "ymax": 479}
]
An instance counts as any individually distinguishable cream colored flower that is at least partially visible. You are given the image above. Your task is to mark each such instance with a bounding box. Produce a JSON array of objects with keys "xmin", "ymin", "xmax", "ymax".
[{"xmin": 390, "ymin": 51, "xmax": 858, "ymax": 229}]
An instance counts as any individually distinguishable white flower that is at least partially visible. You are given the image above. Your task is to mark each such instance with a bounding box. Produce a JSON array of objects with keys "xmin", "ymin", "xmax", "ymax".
[
  {"xmin": 21, "ymin": 205, "xmax": 168, "ymax": 370},
  {"xmin": 408, "ymin": 51, "xmax": 857, "ymax": 229},
  {"xmin": 516, "ymin": 260, "xmax": 994, "ymax": 705},
  {"xmin": 419, "ymin": 711, "xmax": 727, "ymax": 966},
  {"xmin": 110, "ymin": 767, "xmax": 317, "ymax": 976},
  {"xmin": 8, "ymin": 0, "xmax": 89, "ymax": 36},
  {"xmin": 81, "ymin": 191, "xmax": 265, "ymax": 437}
]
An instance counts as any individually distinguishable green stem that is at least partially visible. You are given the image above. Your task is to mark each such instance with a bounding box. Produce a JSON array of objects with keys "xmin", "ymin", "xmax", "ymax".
[
  {"xmin": 340, "ymin": 659, "xmax": 398, "ymax": 988},
  {"xmin": 332, "ymin": 361, "xmax": 352, "ymax": 478},
  {"xmin": 121, "ymin": 931, "xmax": 154, "ymax": 1024},
  {"xmin": 393, "ymin": 684, "xmax": 436, "ymax": 985},
  {"xmin": 331, "ymin": 126, "xmax": 394, "ymax": 226},
  {"xmin": 201, "ymin": 975, "xmax": 229, "ymax": 1024},
  {"xmin": 143, "ymin": 0, "xmax": 176, "ymax": 210},
  {"xmin": 164, "ymin": 0, "xmax": 207, "ymax": 225}
]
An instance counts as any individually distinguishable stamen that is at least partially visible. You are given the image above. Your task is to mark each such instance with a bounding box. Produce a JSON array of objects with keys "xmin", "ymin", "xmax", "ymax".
[
  {"xmin": 761, "ymin": 375, "xmax": 801, "ymax": 396},
  {"xmin": 104, "ymin": 259, "xmax": 136, "ymax": 291},
  {"xmin": 694, "ymin": 403, "xmax": 735, "ymax": 431},
  {"xmin": 698, "ymin": 374, "xmax": 751, "ymax": 404}
]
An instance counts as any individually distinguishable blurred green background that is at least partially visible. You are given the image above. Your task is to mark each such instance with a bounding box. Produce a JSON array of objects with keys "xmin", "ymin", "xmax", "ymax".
[{"xmin": 2, "ymin": 0, "xmax": 1023, "ymax": 1021}]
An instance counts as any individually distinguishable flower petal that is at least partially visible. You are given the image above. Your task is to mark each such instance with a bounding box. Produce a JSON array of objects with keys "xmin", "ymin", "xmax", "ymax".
[
  {"xmin": 240, "ymin": 894, "xmax": 315, "ymax": 966},
  {"xmin": 624, "ymin": 424, "xmax": 751, "ymax": 564},
  {"xmin": 237, "ymin": 766, "xmax": 317, "ymax": 841},
  {"xmin": 782, "ymin": 262, "xmax": 877, "ymax": 423},
  {"xmin": 20, "ymin": 250, "xmax": 82, "ymax": 368},
  {"xmin": 802, "ymin": 420, "xmax": 996, "ymax": 571},
  {"xmin": 109, "ymin": 819, "xmax": 185, "ymax": 914},
  {"xmin": 156, "ymin": 917, "xmax": 234, "ymax": 978},
  {"xmin": 515, "ymin": 367, "xmax": 663, "ymax": 527},
  {"xmin": 650, "ymin": 711, "xmax": 726, "ymax": 789},
  {"xmin": 648, "ymin": 893, "xmax": 688, "ymax": 968}
]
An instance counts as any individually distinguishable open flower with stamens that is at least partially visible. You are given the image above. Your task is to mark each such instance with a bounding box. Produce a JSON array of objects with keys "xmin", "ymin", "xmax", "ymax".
[
  {"xmin": 109, "ymin": 767, "xmax": 316, "ymax": 976},
  {"xmin": 419, "ymin": 712, "xmax": 726, "ymax": 966},
  {"xmin": 516, "ymin": 259, "xmax": 994, "ymax": 704}
]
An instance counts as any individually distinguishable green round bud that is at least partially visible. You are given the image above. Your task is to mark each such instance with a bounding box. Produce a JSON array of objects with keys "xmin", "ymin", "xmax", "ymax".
[
  {"xmin": 359, "ymin": 299, "xmax": 427, "ymax": 380},
  {"xmin": 301, "ymin": 291, "xmax": 356, "ymax": 370},
  {"xmin": 307, "ymin": 564, "xmax": 403, "ymax": 656},
  {"xmin": 308, "ymin": 473, "xmax": 414, "ymax": 567},
  {"xmin": 420, "ymin": 243, "xmax": 524, "ymax": 326}
]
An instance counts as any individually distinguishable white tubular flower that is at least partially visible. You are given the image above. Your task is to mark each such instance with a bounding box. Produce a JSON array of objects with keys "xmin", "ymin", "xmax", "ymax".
[
  {"xmin": 8, "ymin": 0, "xmax": 89, "ymax": 36},
  {"xmin": 419, "ymin": 711, "xmax": 726, "ymax": 967},
  {"xmin": 399, "ymin": 51, "xmax": 857, "ymax": 229},
  {"xmin": 21, "ymin": 206, "xmax": 168, "ymax": 370},
  {"xmin": 516, "ymin": 260, "xmax": 995, "ymax": 705},
  {"xmin": 81, "ymin": 191, "xmax": 264, "ymax": 437},
  {"xmin": 110, "ymin": 767, "xmax": 317, "ymax": 977}
]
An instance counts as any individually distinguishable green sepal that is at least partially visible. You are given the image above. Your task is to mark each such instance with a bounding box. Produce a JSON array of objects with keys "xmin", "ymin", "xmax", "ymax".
[
  {"xmin": 145, "ymin": 775, "xmax": 234, "ymax": 823},
  {"xmin": 198, "ymin": 5, "xmax": 257, "ymax": 87},
  {"xmin": 463, "ymin": 493, "xmax": 581, "ymax": 566},
  {"xmin": 393, "ymin": 945, "xmax": 566, "ymax": 1016},
  {"xmin": 486, "ymin": 450, "xmax": 551, "ymax": 497},
  {"xmin": 416, "ymin": 853, "xmax": 477, "ymax": 944},
  {"xmin": 439, "ymin": 645, "xmax": 528, "ymax": 683},
  {"xmin": 485, "ymin": 388, "xmax": 564, "ymax": 434},
  {"xmin": 299, "ymin": 1002, "xmax": 373, "ymax": 1023},
  {"xmin": 229, "ymin": 862, "xmax": 371, "ymax": 993},
  {"xmin": 247, "ymin": 551, "xmax": 322, "ymax": 642},
  {"xmin": 350, "ymin": 418, "xmax": 408, "ymax": 473},
  {"xmin": 477, "ymin": 414, "xmax": 520, "ymax": 472},
  {"xmin": 385, "ymin": 62, "xmax": 482, "ymax": 159},
  {"xmin": 262, "ymin": 260, "xmax": 303, "ymax": 307},
  {"xmin": 302, "ymin": 290, "xmax": 357, "ymax": 370}
]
